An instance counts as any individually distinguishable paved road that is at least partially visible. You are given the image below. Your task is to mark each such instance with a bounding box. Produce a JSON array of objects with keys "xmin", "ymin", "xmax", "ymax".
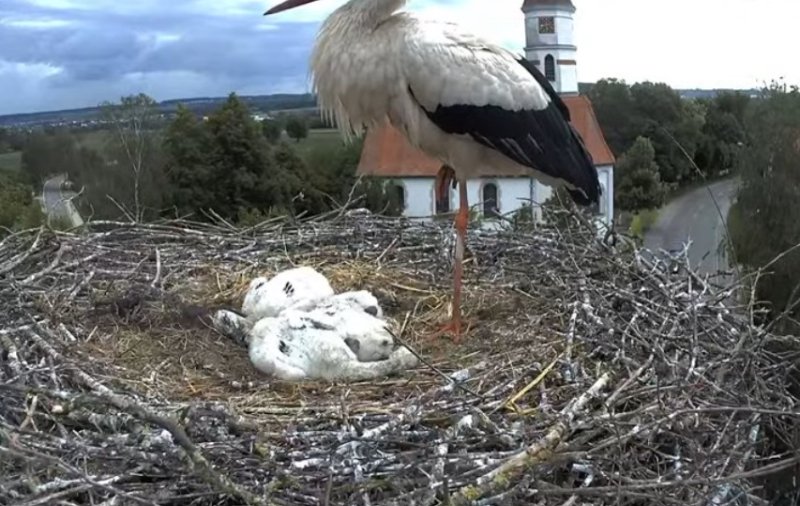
[
  {"xmin": 42, "ymin": 174, "xmax": 83, "ymax": 227},
  {"xmin": 644, "ymin": 178, "xmax": 739, "ymax": 275}
]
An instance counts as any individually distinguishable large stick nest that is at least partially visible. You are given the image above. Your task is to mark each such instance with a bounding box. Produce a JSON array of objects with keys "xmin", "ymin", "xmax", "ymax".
[{"xmin": 1, "ymin": 209, "xmax": 799, "ymax": 506}]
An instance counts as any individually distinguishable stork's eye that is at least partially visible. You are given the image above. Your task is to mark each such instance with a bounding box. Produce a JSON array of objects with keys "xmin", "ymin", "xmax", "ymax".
[{"xmin": 365, "ymin": 306, "xmax": 378, "ymax": 316}]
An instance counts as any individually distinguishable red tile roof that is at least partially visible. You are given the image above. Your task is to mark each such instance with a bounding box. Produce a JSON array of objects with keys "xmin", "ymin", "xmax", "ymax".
[{"xmin": 356, "ymin": 94, "xmax": 615, "ymax": 178}]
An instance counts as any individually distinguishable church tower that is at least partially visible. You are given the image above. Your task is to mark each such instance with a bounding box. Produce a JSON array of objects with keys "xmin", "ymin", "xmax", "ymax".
[{"xmin": 521, "ymin": 0, "xmax": 579, "ymax": 95}]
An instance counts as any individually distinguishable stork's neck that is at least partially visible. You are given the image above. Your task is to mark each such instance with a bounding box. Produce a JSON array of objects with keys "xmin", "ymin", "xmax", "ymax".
[
  {"xmin": 310, "ymin": 0, "xmax": 407, "ymax": 140},
  {"xmin": 327, "ymin": 0, "xmax": 406, "ymax": 30}
]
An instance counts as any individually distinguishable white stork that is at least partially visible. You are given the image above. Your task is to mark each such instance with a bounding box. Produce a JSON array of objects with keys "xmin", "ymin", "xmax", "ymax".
[{"xmin": 264, "ymin": 0, "xmax": 601, "ymax": 343}]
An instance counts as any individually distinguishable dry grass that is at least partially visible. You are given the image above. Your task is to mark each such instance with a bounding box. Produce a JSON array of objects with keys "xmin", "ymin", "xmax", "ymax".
[
  {"xmin": 74, "ymin": 256, "xmax": 559, "ymax": 413},
  {"xmin": 1, "ymin": 210, "xmax": 799, "ymax": 506}
]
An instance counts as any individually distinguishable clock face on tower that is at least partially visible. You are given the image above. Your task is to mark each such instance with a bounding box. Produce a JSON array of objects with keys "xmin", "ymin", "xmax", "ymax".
[{"xmin": 538, "ymin": 16, "xmax": 555, "ymax": 34}]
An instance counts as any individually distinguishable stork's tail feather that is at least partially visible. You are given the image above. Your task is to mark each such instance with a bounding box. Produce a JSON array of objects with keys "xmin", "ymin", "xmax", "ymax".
[
  {"xmin": 514, "ymin": 57, "xmax": 602, "ymax": 207},
  {"xmin": 564, "ymin": 122, "xmax": 602, "ymax": 206}
]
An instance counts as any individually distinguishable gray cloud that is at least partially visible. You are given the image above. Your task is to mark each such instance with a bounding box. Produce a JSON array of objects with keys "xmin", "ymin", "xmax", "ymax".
[
  {"xmin": 0, "ymin": 0, "xmax": 455, "ymax": 115},
  {"xmin": 0, "ymin": 0, "xmax": 321, "ymax": 114}
]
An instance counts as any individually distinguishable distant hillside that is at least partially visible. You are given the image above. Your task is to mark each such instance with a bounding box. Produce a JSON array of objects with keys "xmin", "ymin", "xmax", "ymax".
[
  {"xmin": 0, "ymin": 93, "xmax": 317, "ymax": 128},
  {"xmin": 676, "ymin": 88, "xmax": 760, "ymax": 100},
  {"xmin": 578, "ymin": 82, "xmax": 759, "ymax": 100},
  {"xmin": 0, "ymin": 86, "xmax": 762, "ymax": 129}
]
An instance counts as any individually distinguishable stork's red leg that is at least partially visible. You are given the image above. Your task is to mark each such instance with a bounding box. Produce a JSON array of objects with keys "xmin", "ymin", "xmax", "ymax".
[{"xmin": 428, "ymin": 177, "xmax": 470, "ymax": 343}]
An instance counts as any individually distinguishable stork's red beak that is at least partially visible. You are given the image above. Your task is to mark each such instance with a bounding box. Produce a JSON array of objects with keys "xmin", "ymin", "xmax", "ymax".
[{"xmin": 264, "ymin": 0, "xmax": 320, "ymax": 15}]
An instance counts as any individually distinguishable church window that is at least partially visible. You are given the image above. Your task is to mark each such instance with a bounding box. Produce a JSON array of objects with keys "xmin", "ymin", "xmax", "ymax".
[
  {"xmin": 544, "ymin": 55, "xmax": 556, "ymax": 82},
  {"xmin": 435, "ymin": 184, "xmax": 450, "ymax": 214},
  {"xmin": 392, "ymin": 182, "xmax": 406, "ymax": 211},
  {"xmin": 538, "ymin": 16, "xmax": 555, "ymax": 34},
  {"xmin": 482, "ymin": 182, "xmax": 499, "ymax": 218}
]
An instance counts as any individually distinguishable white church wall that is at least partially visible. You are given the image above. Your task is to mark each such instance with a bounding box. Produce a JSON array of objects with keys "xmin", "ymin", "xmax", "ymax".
[
  {"xmin": 394, "ymin": 169, "xmax": 614, "ymax": 233},
  {"xmin": 396, "ymin": 178, "xmax": 433, "ymax": 218},
  {"xmin": 596, "ymin": 164, "xmax": 614, "ymax": 227},
  {"xmin": 556, "ymin": 61, "xmax": 579, "ymax": 96},
  {"xmin": 493, "ymin": 178, "xmax": 533, "ymax": 217},
  {"xmin": 395, "ymin": 177, "xmax": 534, "ymax": 220}
]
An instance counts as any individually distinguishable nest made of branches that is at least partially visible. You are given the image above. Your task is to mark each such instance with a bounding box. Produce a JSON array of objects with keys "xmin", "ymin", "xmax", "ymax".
[{"xmin": 1, "ymin": 209, "xmax": 799, "ymax": 506}]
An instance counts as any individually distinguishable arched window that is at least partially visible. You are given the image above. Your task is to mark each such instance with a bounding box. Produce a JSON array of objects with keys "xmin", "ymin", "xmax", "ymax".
[
  {"xmin": 544, "ymin": 54, "xmax": 556, "ymax": 82},
  {"xmin": 392, "ymin": 183, "xmax": 406, "ymax": 211},
  {"xmin": 435, "ymin": 185, "xmax": 450, "ymax": 214},
  {"xmin": 482, "ymin": 182, "xmax": 499, "ymax": 218}
]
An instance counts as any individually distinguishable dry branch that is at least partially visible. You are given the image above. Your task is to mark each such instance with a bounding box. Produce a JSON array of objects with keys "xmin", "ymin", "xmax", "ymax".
[{"xmin": 1, "ymin": 209, "xmax": 798, "ymax": 505}]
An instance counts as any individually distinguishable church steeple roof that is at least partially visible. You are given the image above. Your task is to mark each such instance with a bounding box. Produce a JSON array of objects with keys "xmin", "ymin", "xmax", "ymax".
[{"xmin": 521, "ymin": 0, "xmax": 575, "ymax": 11}]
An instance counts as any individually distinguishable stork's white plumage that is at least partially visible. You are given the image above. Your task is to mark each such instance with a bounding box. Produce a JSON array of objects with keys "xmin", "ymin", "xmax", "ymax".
[
  {"xmin": 242, "ymin": 266, "xmax": 334, "ymax": 320},
  {"xmin": 265, "ymin": 0, "xmax": 601, "ymax": 343}
]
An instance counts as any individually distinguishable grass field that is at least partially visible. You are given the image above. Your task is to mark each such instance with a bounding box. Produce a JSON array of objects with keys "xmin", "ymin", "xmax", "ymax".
[
  {"xmin": 0, "ymin": 152, "xmax": 21, "ymax": 172},
  {"xmin": 291, "ymin": 128, "xmax": 347, "ymax": 158},
  {"xmin": 0, "ymin": 128, "xmax": 346, "ymax": 176},
  {"xmin": 77, "ymin": 130, "xmax": 112, "ymax": 151},
  {"xmin": 73, "ymin": 128, "xmax": 339, "ymax": 158}
]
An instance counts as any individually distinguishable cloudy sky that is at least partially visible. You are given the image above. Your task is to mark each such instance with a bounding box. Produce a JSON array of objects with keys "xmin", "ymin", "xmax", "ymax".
[{"xmin": 0, "ymin": 0, "xmax": 798, "ymax": 115}]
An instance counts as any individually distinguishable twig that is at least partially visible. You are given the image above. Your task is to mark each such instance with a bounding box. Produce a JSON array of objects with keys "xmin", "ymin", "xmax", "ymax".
[
  {"xmin": 0, "ymin": 212, "xmax": 796, "ymax": 506},
  {"xmin": 451, "ymin": 373, "xmax": 611, "ymax": 504}
]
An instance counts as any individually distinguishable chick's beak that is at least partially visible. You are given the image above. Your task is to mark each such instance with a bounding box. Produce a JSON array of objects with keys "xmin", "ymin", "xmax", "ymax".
[{"xmin": 264, "ymin": 0, "xmax": 320, "ymax": 15}]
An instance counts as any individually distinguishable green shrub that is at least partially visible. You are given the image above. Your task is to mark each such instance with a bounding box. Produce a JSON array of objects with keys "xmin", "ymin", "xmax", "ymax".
[{"xmin": 628, "ymin": 209, "xmax": 659, "ymax": 239}]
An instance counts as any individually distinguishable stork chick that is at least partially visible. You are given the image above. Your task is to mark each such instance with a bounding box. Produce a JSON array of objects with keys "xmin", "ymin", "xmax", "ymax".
[{"xmin": 264, "ymin": 0, "xmax": 601, "ymax": 343}]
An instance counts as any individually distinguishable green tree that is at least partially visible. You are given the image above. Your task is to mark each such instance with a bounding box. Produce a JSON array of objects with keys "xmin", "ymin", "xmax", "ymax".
[
  {"xmin": 270, "ymin": 141, "xmax": 315, "ymax": 214},
  {"xmin": 586, "ymin": 78, "xmax": 640, "ymax": 155},
  {"xmin": 302, "ymin": 137, "xmax": 362, "ymax": 204},
  {"xmin": 261, "ymin": 118, "xmax": 283, "ymax": 143},
  {"xmin": 299, "ymin": 136, "xmax": 401, "ymax": 215},
  {"xmin": 206, "ymin": 93, "xmax": 272, "ymax": 217},
  {"xmin": 20, "ymin": 131, "xmax": 52, "ymax": 186},
  {"xmin": 588, "ymin": 79, "xmax": 709, "ymax": 185},
  {"xmin": 615, "ymin": 136, "xmax": 666, "ymax": 211},
  {"xmin": 729, "ymin": 81, "xmax": 800, "ymax": 331},
  {"xmin": 70, "ymin": 146, "xmax": 128, "ymax": 221},
  {"xmin": 694, "ymin": 91, "xmax": 750, "ymax": 178},
  {"xmin": 695, "ymin": 108, "xmax": 745, "ymax": 177},
  {"xmin": 99, "ymin": 93, "xmax": 165, "ymax": 221},
  {"xmin": 20, "ymin": 128, "xmax": 93, "ymax": 188},
  {"xmin": 162, "ymin": 105, "xmax": 217, "ymax": 216},
  {"xmin": 0, "ymin": 128, "xmax": 10, "ymax": 153},
  {"xmin": 160, "ymin": 95, "xmax": 404, "ymax": 222},
  {"xmin": 0, "ymin": 128, "xmax": 25, "ymax": 153},
  {"xmin": 161, "ymin": 94, "xmax": 309, "ymax": 222},
  {"xmin": 713, "ymin": 90, "xmax": 751, "ymax": 125},
  {"xmin": 631, "ymin": 82, "xmax": 706, "ymax": 184},
  {"xmin": 0, "ymin": 171, "xmax": 43, "ymax": 234},
  {"xmin": 285, "ymin": 116, "xmax": 308, "ymax": 142},
  {"xmin": 203, "ymin": 93, "xmax": 296, "ymax": 219}
]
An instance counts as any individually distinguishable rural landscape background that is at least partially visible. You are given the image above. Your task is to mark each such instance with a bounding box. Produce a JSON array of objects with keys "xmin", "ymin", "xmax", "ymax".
[
  {"xmin": 1, "ymin": 75, "xmax": 800, "ymax": 332},
  {"xmin": 3, "ymin": 0, "xmax": 800, "ymax": 502}
]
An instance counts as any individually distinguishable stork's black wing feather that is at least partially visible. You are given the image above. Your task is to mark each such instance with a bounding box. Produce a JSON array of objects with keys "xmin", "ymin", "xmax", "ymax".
[{"xmin": 409, "ymin": 58, "xmax": 601, "ymax": 206}]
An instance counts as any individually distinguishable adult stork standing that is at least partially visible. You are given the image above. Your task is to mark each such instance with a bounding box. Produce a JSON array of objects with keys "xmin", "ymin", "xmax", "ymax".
[{"xmin": 264, "ymin": 0, "xmax": 601, "ymax": 343}]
